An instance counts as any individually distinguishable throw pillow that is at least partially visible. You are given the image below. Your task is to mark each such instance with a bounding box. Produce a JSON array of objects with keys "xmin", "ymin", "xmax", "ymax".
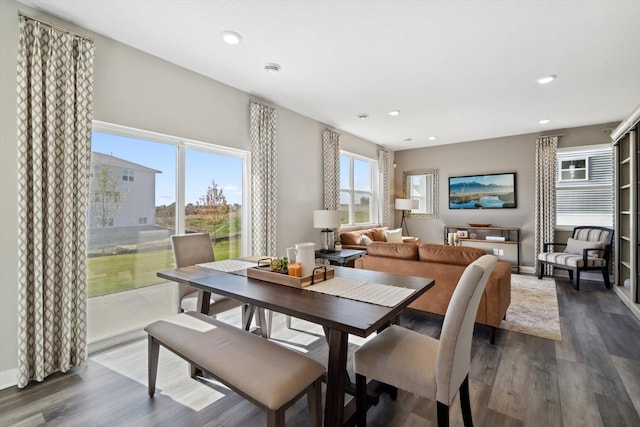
[
  {"xmin": 564, "ymin": 237, "xmax": 603, "ymax": 257},
  {"xmin": 360, "ymin": 235, "xmax": 373, "ymax": 246},
  {"xmin": 384, "ymin": 228, "xmax": 403, "ymax": 243},
  {"xmin": 340, "ymin": 232, "xmax": 361, "ymax": 246},
  {"xmin": 371, "ymin": 227, "xmax": 388, "ymax": 241}
]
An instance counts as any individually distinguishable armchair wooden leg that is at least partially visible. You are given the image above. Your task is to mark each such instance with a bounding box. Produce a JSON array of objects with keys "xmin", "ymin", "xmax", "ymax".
[
  {"xmin": 460, "ymin": 375, "xmax": 474, "ymax": 427},
  {"xmin": 573, "ymin": 268, "xmax": 580, "ymax": 290},
  {"xmin": 437, "ymin": 401, "xmax": 449, "ymax": 427},
  {"xmin": 489, "ymin": 326, "xmax": 496, "ymax": 345},
  {"xmin": 537, "ymin": 261, "xmax": 544, "ymax": 279},
  {"xmin": 603, "ymin": 269, "xmax": 612, "ymax": 289}
]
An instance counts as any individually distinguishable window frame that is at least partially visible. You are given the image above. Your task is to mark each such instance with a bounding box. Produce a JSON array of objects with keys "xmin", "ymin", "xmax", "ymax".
[
  {"xmin": 92, "ymin": 121, "xmax": 251, "ymax": 254},
  {"xmin": 339, "ymin": 151, "xmax": 378, "ymax": 226},
  {"xmin": 558, "ymin": 157, "xmax": 589, "ymax": 182}
]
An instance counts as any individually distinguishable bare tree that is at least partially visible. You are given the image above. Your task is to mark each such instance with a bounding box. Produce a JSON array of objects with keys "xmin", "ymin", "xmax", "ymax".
[{"xmin": 197, "ymin": 180, "xmax": 229, "ymax": 243}]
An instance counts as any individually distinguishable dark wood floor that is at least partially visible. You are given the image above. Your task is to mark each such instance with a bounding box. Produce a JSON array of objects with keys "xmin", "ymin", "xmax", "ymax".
[{"xmin": 1, "ymin": 277, "xmax": 639, "ymax": 426}]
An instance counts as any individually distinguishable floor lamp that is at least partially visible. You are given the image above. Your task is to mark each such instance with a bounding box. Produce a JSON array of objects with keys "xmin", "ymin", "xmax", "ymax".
[{"xmin": 395, "ymin": 198, "xmax": 419, "ymax": 236}]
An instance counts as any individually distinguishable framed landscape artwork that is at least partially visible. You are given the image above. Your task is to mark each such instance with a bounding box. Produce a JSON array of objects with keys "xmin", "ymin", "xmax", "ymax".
[{"xmin": 449, "ymin": 172, "xmax": 517, "ymax": 209}]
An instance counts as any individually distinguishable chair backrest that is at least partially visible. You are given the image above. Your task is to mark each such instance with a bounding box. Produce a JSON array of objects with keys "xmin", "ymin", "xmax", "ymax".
[
  {"xmin": 571, "ymin": 226, "xmax": 614, "ymax": 260},
  {"xmin": 170, "ymin": 233, "xmax": 215, "ymax": 303},
  {"xmin": 435, "ymin": 254, "xmax": 497, "ymax": 405}
]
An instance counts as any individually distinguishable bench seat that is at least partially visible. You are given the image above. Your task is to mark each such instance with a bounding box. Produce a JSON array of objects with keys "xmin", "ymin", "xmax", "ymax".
[{"xmin": 145, "ymin": 312, "xmax": 325, "ymax": 426}]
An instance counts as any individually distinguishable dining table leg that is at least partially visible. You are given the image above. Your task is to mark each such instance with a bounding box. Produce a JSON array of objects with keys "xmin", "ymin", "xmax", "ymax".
[{"xmin": 325, "ymin": 328, "xmax": 349, "ymax": 426}]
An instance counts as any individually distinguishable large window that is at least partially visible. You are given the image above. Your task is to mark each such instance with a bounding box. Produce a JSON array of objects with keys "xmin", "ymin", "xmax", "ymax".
[
  {"xmin": 340, "ymin": 152, "xmax": 378, "ymax": 225},
  {"xmin": 87, "ymin": 122, "xmax": 248, "ymax": 348},
  {"xmin": 556, "ymin": 145, "xmax": 613, "ymax": 227}
]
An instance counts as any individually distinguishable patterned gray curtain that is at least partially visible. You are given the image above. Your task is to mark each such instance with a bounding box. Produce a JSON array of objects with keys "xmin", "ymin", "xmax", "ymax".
[
  {"xmin": 378, "ymin": 147, "xmax": 392, "ymax": 227},
  {"xmin": 322, "ymin": 129, "xmax": 340, "ymax": 210},
  {"xmin": 16, "ymin": 15, "xmax": 95, "ymax": 388},
  {"xmin": 250, "ymin": 101, "xmax": 278, "ymax": 256},
  {"xmin": 535, "ymin": 135, "xmax": 558, "ymax": 274}
]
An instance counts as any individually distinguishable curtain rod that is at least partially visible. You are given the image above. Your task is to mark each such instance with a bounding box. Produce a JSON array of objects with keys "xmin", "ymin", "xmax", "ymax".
[
  {"xmin": 539, "ymin": 133, "xmax": 566, "ymax": 138},
  {"xmin": 18, "ymin": 11, "xmax": 94, "ymax": 43}
]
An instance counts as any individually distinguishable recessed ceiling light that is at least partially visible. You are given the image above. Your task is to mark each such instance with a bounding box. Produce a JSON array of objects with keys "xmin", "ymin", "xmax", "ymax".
[
  {"xmin": 357, "ymin": 114, "xmax": 369, "ymax": 119},
  {"xmin": 536, "ymin": 74, "xmax": 557, "ymax": 85},
  {"xmin": 264, "ymin": 63, "xmax": 281, "ymax": 74},
  {"xmin": 404, "ymin": 138, "xmax": 412, "ymax": 142},
  {"xmin": 429, "ymin": 136, "xmax": 437, "ymax": 140},
  {"xmin": 221, "ymin": 31, "xmax": 242, "ymax": 45},
  {"xmin": 539, "ymin": 119, "xmax": 550, "ymax": 124},
  {"xmin": 389, "ymin": 110, "xmax": 400, "ymax": 116}
]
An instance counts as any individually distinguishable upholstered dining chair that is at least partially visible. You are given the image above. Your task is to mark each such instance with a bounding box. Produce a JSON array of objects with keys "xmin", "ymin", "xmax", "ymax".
[
  {"xmin": 353, "ymin": 254, "xmax": 497, "ymax": 427},
  {"xmin": 171, "ymin": 233, "xmax": 246, "ymax": 316},
  {"xmin": 537, "ymin": 226, "xmax": 613, "ymax": 290},
  {"xmin": 171, "ymin": 233, "xmax": 272, "ymax": 337}
]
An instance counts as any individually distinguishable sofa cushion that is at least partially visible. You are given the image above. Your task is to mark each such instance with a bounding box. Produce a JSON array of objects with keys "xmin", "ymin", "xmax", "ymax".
[
  {"xmin": 366, "ymin": 242, "xmax": 419, "ymax": 260},
  {"xmin": 371, "ymin": 227, "xmax": 388, "ymax": 241},
  {"xmin": 340, "ymin": 231, "xmax": 361, "ymax": 245},
  {"xmin": 418, "ymin": 244, "xmax": 485, "ymax": 266}
]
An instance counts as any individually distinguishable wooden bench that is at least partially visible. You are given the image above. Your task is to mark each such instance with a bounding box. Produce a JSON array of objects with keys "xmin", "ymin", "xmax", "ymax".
[{"xmin": 145, "ymin": 312, "xmax": 325, "ymax": 427}]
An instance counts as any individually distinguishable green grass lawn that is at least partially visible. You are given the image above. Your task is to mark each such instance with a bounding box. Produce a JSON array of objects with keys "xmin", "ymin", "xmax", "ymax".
[{"xmin": 87, "ymin": 239, "xmax": 241, "ymax": 298}]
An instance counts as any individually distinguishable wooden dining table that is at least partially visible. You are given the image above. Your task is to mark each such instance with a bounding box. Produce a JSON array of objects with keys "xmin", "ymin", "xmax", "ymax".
[{"xmin": 157, "ymin": 263, "xmax": 434, "ymax": 426}]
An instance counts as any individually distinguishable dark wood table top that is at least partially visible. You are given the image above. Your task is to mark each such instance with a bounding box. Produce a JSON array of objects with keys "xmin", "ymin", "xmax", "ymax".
[{"xmin": 157, "ymin": 265, "xmax": 434, "ymax": 337}]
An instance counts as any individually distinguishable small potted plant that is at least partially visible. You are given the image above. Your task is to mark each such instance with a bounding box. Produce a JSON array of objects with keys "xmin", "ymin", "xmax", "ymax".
[{"xmin": 334, "ymin": 241, "xmax": 342, "ymax": 251}]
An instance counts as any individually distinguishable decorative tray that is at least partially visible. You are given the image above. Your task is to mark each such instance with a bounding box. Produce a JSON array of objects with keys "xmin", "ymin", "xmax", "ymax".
[
  {"xmin": 247, "ymin": 263, "xmax": 334, "ymax": 289},
  {"xmin": 468, "ymin": 223, "xmax": 491, "ymax": 227}
]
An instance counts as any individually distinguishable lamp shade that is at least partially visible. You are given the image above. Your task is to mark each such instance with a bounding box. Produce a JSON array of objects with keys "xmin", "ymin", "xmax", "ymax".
[
  {"xmin": 395, "ymin": 198, "xmax": 418, "ymax": 210},
  {"xmin": 313, "ymin": 210, "xmax": 341, "ymax": 229}
]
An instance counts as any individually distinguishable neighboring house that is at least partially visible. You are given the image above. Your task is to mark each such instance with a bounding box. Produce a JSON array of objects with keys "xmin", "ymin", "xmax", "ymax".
[{"xmin": 88, "ymin": 152, "xmax": 161, "ymax": 229}]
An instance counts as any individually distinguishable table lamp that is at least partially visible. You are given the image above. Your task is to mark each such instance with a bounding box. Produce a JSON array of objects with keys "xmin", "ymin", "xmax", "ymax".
[
  {"xmin": 313, "ymin": 209, "xmax": 341, "ymax": 252},
  {"xmin": 395, "ymin": 198, "xmax": 419, "ymax": 236}
]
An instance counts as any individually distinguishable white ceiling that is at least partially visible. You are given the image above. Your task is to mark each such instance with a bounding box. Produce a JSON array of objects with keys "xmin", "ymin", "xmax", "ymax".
[{"xmin": 17, "ymin": 0, "xmax": 640, "ymax": 150}]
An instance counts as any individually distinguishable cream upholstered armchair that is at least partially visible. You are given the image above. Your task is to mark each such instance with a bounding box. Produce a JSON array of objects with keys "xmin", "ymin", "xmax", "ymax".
[
  {"xmin": 353, "ymin": 255, "xmax": 497, "ymax": 427},
  {"xmin": 537, "ymin": 226, "xmax": 613, "ymax": 290}
]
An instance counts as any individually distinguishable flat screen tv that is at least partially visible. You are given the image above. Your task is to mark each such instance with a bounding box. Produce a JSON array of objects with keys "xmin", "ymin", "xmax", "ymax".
[{"xmin": 449, "ymin": 172, "xmax": 517, "ymax": 209}]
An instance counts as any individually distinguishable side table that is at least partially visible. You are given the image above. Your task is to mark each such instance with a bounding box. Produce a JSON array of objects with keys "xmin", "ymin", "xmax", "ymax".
[{"xmin": 314, "ymin": 249, "xmax": 366, "ymax": 267}]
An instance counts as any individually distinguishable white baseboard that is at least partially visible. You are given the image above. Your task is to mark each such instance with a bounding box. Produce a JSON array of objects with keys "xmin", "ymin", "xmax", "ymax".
[
  {"xmin": 88, "ymin": 328, "xmax": 146, "ymax": 355},
  {"xmin": 0, "ymin": 329, "xmax": 146, "ymax": 391},
  {"xmin": 519, "ymin": 266, "xmax": 535, "ymax": 274},
  {"xmin": 613, "ymin": 286, "xmax": 640, "ymax": 322},
  {"xmin": 0, "ymin": 368, "xmax": 17, "ymax": 390}
]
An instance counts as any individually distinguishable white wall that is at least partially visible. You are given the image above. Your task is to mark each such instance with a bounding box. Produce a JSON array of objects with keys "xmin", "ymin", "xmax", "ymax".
[
  {"xmin": 393, "ymin": 122, "xmax": 618, "ymax": 269},
  {"xmin": 0, "ymin": 0, "xmax": 379, "ymax": 385}
]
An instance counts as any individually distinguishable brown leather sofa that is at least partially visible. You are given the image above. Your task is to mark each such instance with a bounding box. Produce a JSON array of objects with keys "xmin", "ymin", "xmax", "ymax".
[
  {"xmin": 338, "ymin": 225, "xmax": 420, "ymax": 252},
  {"xmin": 354, "ymin": 242, "xmax": 511, "ymax": 344}
]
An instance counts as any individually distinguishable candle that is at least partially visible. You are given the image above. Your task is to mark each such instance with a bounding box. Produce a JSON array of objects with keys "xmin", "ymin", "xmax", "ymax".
[{"xmin": 288, "ymin": 262, "xmax": 302, "ymax": 277}]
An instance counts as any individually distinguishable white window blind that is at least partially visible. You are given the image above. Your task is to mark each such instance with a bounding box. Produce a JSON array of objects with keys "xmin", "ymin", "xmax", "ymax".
[{"xmin": 556, "ymin": 145, "xmax": 613, "ymax": 226}]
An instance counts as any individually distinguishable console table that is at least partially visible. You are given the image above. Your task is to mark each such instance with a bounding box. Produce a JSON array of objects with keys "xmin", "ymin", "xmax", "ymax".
[{"xmin": 444, "ymin": 225, "xmax": 520, "ymax": 273}]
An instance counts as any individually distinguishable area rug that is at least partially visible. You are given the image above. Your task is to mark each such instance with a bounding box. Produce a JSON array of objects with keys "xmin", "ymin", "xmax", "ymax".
[{"xmin": 500, "ymin": 274, "xmax": 562, "ymax": 341}]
